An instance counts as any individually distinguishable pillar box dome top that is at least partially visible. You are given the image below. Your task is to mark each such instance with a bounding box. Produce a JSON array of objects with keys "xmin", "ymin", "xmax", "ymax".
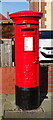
[{"xmin": 9, "ymin": 11, "xmax": 42, "ymax": 20}]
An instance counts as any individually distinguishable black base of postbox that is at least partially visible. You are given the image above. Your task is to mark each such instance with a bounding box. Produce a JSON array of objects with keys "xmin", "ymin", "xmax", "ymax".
[{"xmin": 15, "ymin": 86, "xmax": 40, "ymax": 110}]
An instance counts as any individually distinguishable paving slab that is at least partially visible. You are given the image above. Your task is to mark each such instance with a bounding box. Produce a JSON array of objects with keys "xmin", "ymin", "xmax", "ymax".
[
  {"xmin": 4, "ymin": 110, "xmax": 51, "ymax": 118},
  {"xmin": 41, "ymin": 98, "xmax": 51, "ymax": 112},
  {"xmin": 4, "ymin": 97, "xmax": 53, "ymax": 118},
  {"xmin": 0, "ymin": 94, "xmax": 3, "ymax": 118},
  {"xmin": 4, "ymin": 108, "xmax": 44, "ymax": 118}
]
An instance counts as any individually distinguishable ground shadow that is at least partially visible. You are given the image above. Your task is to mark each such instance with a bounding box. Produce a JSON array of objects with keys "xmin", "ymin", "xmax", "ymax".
[{"xmin": 39, "ymin": 65, "xmax": 48, "ymax": 104}]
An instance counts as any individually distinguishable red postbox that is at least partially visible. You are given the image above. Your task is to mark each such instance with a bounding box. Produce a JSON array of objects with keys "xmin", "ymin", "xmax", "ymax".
[{"xmin": 9, "ymin": 11, "xmax": 42, "ymax": 110}]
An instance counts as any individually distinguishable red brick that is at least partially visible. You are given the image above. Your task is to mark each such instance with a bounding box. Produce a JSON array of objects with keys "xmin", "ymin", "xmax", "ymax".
[
  {"xmin": 48, "ymin": 88, "xmax": 53, "ymax": 92},
  {"xmin": 48, "ymin": 80, "xmax": 53, "ymax": 84},
  {"xmin": 48, "ymin": 73, "xmax": 53, "ymax": 76},
  {"xmin": 48, "ymin": 76, "xmax": 53, "ymax": 80},
  {"xmin": 48, "ymin": 84, "xmax": 53, "ymax": 89},
  {"xmin": 0, "ymin": 67, "xmax": 16, "ymax": 94},
  {"xmin": 48, "ymin": 66, "xmax": 53, "ymax": 72},
  {"xmin": 48, "ymin": 66, "xmax": 52, "ymax": 72}
]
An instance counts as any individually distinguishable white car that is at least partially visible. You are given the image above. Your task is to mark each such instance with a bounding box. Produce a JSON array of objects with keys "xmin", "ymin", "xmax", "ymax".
[
  {"xmin": 39, "ymin": 39, "xmax": 53, "ymax": 61},
  {"xmin": 39, "ymin": 29, "xmax": 53, "ymax": 62}
]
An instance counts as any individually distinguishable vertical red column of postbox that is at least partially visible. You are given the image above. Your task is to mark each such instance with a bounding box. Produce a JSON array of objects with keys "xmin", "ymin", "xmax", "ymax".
[{"xmin": 9, "ymin": 11, "xmax": 42, "ymax": 110}]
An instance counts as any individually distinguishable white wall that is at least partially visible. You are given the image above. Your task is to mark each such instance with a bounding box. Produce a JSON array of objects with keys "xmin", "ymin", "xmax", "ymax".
[{"xmin": 45, "ymin": 0, "xmax": 53, "ymax": 29}]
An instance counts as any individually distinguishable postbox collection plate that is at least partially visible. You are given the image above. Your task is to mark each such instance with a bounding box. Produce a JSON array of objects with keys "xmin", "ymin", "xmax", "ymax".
[{"xmin": 24, "ymin": 37, "xmax": 33, "ymax": 51}]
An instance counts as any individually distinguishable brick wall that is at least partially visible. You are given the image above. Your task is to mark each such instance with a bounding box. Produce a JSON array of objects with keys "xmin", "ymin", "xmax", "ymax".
[
  {"xmin": 0, "ymin": 23, "xmax": 14, "ymax": 39},
  {"xmin": 48, "ymin": 65, "xmax": 53, "ymax": 92},
  {"xmin": 30, "ymin": 1, "xmax": 39, "ymax": 11},
  {"xmin": 0, "ymin": 24, "xmax": 2, "ymax": 38},
  {"xmin": 0, "ymin": 67, "xmax": 16, "ymax": 94},
  {"xmin": 30, "ymin": 0, "xmax": 47, "ymax": 28},
  {"xmin": 0, "ymin": 66, "xmax": 53, "ymax": 94},
  {"xmin": 41, "ymin": 1, "xmax": 47, "ymax": 28}
]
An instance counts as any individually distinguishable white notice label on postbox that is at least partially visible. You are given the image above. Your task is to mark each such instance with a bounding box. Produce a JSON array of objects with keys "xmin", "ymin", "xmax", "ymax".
[{"xmin": 24, "ymin": 37, "xmax": 33, "ymax": 51}]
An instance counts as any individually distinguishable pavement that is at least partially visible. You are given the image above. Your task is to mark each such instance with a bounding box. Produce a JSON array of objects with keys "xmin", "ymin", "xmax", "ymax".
[
  {"xmin": 0, "ymin": 93, "xmax": 53, "ymax": 119},
  {"xmin": 0, "ymin": 95, "xmax": 3, "ymax": 120}
]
